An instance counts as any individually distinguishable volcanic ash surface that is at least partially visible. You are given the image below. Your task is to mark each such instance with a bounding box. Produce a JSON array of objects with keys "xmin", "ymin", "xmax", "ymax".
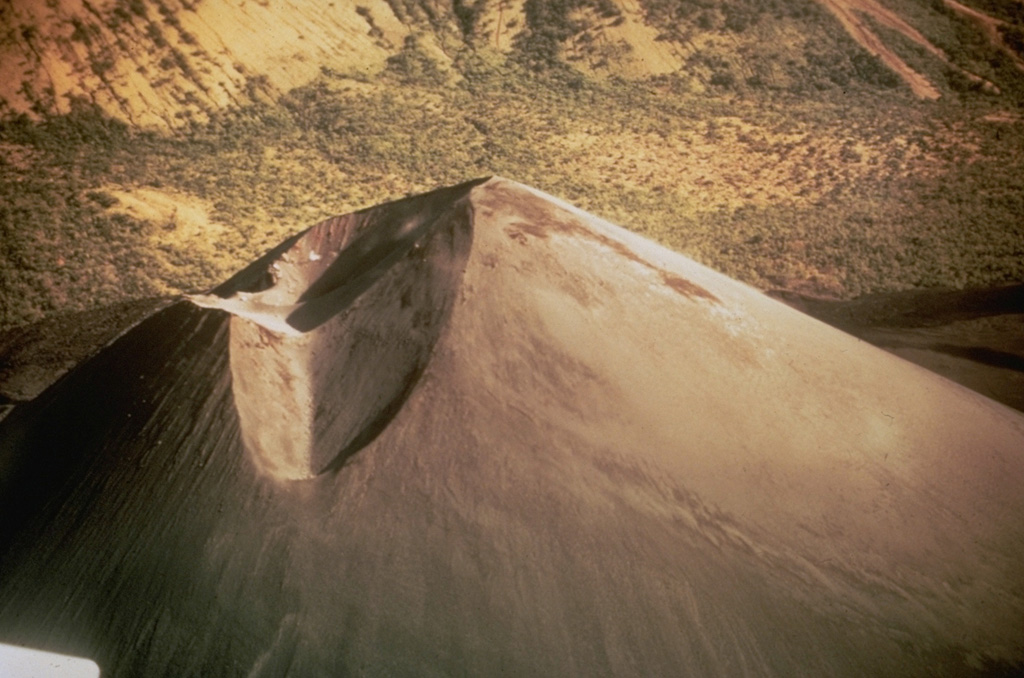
[{"xmin": 1, "ymin": 177, "xmax": 1023, "ymax": 677}]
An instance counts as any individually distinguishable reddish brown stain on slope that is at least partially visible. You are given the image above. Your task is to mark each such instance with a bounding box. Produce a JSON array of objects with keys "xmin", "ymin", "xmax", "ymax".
[
  {"xmin": 661, "ymin": 272, "xmax": 721, "ymax": 303},
  {"xmin": 507, "ymin": 229, "xmax": 529, "ymax": 245},
  {"xmin": 508, "ymin": 220, "xmax": 550, "ymax": 241},
  {"xmin": 481, "ymin": 182, "xmax": 721, "ymax": 305},
  {"xmin": 579, "ymin": 228, "xmax": 720, "ymax": 305}
]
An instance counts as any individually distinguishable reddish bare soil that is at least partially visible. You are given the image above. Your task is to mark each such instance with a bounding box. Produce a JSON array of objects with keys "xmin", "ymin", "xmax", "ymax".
[
  {"xmin": 944, "ymin": 0, "xmax": 1024, "ymax": 73},
  {"xmin": 816, "ymin": 0, "xmax": 945, "ymax": 98},
  {"xmin": 813, "ymin": 0, "xmax": 1011, "ymax": 96}
]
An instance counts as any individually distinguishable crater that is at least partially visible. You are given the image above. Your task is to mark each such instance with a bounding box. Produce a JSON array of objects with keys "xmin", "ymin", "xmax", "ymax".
[{"xmin": 188, "ymin": 181, "xmax": 480, "ymax": 479}]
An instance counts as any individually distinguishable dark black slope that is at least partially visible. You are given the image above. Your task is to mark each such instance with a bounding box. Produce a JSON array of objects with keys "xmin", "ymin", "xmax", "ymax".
[
  {"xmin": 0, "ymin": 301, "xmax": 378, "ymax": 676},
  {"xmin": 0, "ymin": 301, "xmax": 263, "ymax": 675}
]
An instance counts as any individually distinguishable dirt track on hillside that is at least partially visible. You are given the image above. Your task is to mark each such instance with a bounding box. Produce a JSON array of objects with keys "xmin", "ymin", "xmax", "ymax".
[
  {"xmin": 944, "ymin": 0, "xmax": 1024, "ymax": 73},
  {"xmin": 816, "ymin": 0, "xmax": 943, "ymax": 98}
]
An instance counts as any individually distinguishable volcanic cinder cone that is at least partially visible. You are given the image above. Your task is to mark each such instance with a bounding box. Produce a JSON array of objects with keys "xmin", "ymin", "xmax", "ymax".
[{"xmin": 1, "ymin": 178, "xmax": 1022, "ymax": 677}]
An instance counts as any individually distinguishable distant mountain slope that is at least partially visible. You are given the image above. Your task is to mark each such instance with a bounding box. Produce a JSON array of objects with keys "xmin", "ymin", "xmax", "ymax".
[
  {"xmin": 0, "ymin": 0, "xmax": 414, "ymax": 126},
  {"xmin": 3, "ymin": 0, "xmax": 1024, "ymax": 127}
]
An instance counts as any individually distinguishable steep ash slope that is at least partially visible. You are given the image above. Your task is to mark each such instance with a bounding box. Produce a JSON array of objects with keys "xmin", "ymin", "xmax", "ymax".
[{"xmin": 0, "ymin": 178, "xmax": 1023, "ymax": 677}]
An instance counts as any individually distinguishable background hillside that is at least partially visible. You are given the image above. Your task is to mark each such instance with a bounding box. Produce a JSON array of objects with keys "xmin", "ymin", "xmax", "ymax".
[{"xmin": 1, "ymin": 0, "xmax": 1024, "ymax": 331}]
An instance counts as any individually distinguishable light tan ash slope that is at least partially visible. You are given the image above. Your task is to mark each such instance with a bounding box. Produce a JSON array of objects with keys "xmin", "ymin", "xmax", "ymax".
[{"xmin": 0, "ymin": 0, "xmax": 411, "ymax": 127}]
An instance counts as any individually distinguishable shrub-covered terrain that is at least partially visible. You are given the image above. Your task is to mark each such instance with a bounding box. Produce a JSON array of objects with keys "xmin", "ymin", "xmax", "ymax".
[{"xmin": 1, "ymin": 0, "xmax": 1023, "ymax": 331}]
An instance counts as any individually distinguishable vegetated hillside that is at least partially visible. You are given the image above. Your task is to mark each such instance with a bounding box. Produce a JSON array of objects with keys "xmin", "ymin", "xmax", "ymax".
[
  {"xmin": 1, "ymin": 0, "xmax": 1023, "ymax": 331},
  {"xmin": 5, "ymin": 0, "xmax": 1024, "ymax": 122}
]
